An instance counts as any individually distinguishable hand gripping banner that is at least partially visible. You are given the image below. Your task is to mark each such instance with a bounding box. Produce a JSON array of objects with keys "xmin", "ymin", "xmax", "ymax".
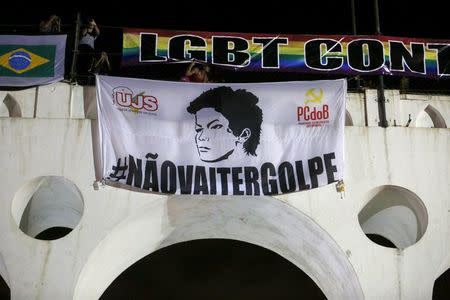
[{"xmin": 96, "ymin": 75, "xmax": 346, "ymax": 195}]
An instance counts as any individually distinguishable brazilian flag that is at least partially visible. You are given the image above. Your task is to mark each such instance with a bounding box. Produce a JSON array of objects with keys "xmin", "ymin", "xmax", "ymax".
[
  {"xmin": 0, "ymin": 45, "xmax": 55, "ymax": 77},
  {"xmin": 0, "ymin": 35, "xmax": 66, "ymax": 87}
]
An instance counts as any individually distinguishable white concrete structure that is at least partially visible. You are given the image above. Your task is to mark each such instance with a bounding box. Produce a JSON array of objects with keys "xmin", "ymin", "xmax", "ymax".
[{"xmin": 0, "ymin": 82, "xmax": 449, "ymax": 299}]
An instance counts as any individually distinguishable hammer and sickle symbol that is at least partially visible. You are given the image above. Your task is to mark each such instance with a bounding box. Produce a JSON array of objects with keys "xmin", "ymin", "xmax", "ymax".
[{"xmin": 304, "ymin": 88, "xmax": 323, "ymax": 104}]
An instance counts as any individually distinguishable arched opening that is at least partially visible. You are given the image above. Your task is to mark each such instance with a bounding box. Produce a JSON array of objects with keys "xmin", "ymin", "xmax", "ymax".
[
  {"xmin": 0, "ymin": 254, "xmax": 10, "ymax": 300},
  {"xmin": 1, "ymin": 94, "xmax": 22, "ymax": 117},
  {"xmin": 433, "ymin": 268, "xmax": 450, "ymax": 299},
  {"xmin": 415, "ymin": 105, "xmax": 447, "ymax": 128},
  {"xmin": 74, "ymin": 196, "xmax": 363, "ymax": 300},
  {"xmin": 11, "ymin": 176, "xmax": 84, "ymax": 240},
  {"xmin": 345, "ymin": 109, "xmax": 353, "ymax": 126},
  {"xmin": 100, "ymin": 239, "xmax": 327, "ymax": 300},
  {"xmin": 0, "ymin": 274, "xmax": 9, "ymax": 300},
  {"xmin": 358, "ymin": 185, "xmax": 428, "ymax": 249}
]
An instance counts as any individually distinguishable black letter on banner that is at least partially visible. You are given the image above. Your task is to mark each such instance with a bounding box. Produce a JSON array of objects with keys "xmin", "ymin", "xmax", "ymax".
[
  {"xmin": 217, "ymin": 168, "xmax": 231, "ymax": 195},
  {"xmin": 178, "ymin": 165, "xmax": 193, "ymax": 194},
  {"xmin": 209, "ymin": 168, "xmax": 217, "ymax": 194},
  {"xmin": 126, "ymin": 155, "xmax": 142, "ymax": 188},
  {"xmin": 390, "ymin": 41, "xmax": 425, "ymax": 74},
  {"xmin": 427, "ymin": 44, "xmax": 450, "ymax": 76},
  {"xmin": 232, "ymin": 167, "xmax": 245, "ymax": 195},
  {"xmin": 194, "ymin": 166, "xmax": 209, "ymax": 194},
  {"xmin": 308, "ymin": 156, "xmax": 324, "ymax": 188},
  {"xmin": 324, "ymin": 153, "xmax": 338, "ymax": 184},
  {"xmin": 161, "ymin": 161, "xmax": 176, "ymax": 193},
  {"xmin": 109, "ymin": 157, "xmax": 128, "ymax": 181},
  {"xmin": 295, "ymin": 161, "xmax": 310, "ymax": 190},
  {"xmin": 261, "ymin": 163, "xmax": 278, "ymax": 195},
  {"xmin": 168, "ymin": 35, "xmax": 207, "ymax": 61},
  {"xmin": 244, "ymin": 167, "xmax": 260, "ymax": 196},
  {"xmin": 278, "ymin": 162, "xmax": 296, "ymax": 193},
  {"xmin": 348, "ymin": 39, "xmax": 384, "ymax": 72},
  {"xmin": 304, "ymin": 39, "xmax": 343, "ymax": 70},
  {"xmin": 212, "ymin": 37, "xmax": 250, "ymax": 66},
  {"xmin": 143, "ymin": 160, "xmax": 159, "ymax": 192},
  {"xmin": 140, "ymin": 33, "xmax": 167, "ymax": 62},
  {"xmin": 252, "ymin": 37, "xmax": 288, "ymax": 68}
]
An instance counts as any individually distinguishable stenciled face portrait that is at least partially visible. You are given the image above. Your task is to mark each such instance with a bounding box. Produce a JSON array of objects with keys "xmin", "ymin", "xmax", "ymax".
[
  {"xmin": 187, "ymin": 86, "xmax": 261, "ymax": 163},
  {"xmin": 194, "ymin": 107, "xmax": 241, "ymax": 162}
]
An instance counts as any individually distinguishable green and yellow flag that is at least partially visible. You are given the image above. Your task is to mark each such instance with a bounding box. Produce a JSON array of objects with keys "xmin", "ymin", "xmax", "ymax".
[{"xmin": 0, "ymin": 35, "xmax": 66, "ymax": 87}]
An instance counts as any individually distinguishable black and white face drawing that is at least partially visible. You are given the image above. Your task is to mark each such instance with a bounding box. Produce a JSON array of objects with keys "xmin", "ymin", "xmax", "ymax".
[
  {"xmin": 194, "ymin": 107, "xmax": 251, "ymax": 162},
  {"xmin": 187, "ymin": 86, "xmax": 263, "ymax": 163}
]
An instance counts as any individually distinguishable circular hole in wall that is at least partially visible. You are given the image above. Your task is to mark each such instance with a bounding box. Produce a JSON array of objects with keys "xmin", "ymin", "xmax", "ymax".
[
  {"xmin": 358, "ymin": 185, "xmax": 428, "ymax": 249},
  {"xmin": 11, "ymin": 176, "xmax": 84, "ymax": 240}
]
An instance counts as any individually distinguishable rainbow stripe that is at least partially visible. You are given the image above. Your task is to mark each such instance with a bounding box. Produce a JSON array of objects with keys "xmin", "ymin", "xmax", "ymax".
[{"xmin": 122, "ymin": 28, "xmax": 449, "ymax": 78}]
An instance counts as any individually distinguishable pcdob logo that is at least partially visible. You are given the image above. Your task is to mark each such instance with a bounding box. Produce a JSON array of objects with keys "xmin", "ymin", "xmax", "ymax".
[
  {"xmin": 112, "ymin": 86, "xmax": 158, "ymax": 114},
  {"xmin": 297, "ymin": 87, "xmax": 330, "ymax": 127}
]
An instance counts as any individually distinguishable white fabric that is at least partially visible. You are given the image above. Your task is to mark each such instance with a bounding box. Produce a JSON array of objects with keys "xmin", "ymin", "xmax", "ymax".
[{"xmin": 96, "ymin": 75, "xmax": 346, "ymax": 195}]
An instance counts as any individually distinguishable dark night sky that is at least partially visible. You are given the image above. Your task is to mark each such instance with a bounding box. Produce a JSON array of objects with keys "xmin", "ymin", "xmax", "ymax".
[
  {"xmin": 0, "ymin": 0, "xmax": 448, "ymax": 39},
  {"xmin": 1, "ymin": 0, "xmax": 448, "ymax": 90}
]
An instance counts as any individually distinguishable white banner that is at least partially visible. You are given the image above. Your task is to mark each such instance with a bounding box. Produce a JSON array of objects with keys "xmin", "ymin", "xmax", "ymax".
[{"xmin": 96, "ymin": 75, "xmax": 346, "ymax": 195}]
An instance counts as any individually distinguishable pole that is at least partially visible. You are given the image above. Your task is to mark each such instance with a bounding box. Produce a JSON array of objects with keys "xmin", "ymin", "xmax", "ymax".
[
  {"xmin": 374, "ymin": 0, "xmax": 388, "ymax": 127},
  {"xmin": 70, "ymin": 13, "xmax": 81, "ymax": 84}
]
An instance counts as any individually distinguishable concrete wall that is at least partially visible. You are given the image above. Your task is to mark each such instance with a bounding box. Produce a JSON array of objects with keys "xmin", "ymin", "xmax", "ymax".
[{"xmin": 0, "ymin": 82, "xmax": 449, "ymax": 299}]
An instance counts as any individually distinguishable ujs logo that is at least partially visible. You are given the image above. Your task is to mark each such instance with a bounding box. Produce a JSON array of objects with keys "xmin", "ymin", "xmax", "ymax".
[
  {"xmin": 297, "ymin": 87, "xmax": 330, "ymax": 127},
  {"xmin": 112, "ymin": 86, "xmax": 158, "ymax": 113}
]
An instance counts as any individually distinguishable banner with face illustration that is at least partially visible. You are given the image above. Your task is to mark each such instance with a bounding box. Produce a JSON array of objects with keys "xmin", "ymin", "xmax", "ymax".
[{"xmin": 96, "ymin": 75, "xmax": 346, "ymax": 195}]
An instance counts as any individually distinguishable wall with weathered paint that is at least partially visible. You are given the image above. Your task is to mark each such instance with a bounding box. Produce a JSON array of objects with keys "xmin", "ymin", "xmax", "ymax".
[{"xmin": 0, "ymin": 82, "xmax": 449, "ymax": 299}]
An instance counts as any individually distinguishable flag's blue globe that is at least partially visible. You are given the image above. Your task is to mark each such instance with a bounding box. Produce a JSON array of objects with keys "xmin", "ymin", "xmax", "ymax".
[{"xmin": 8, "ymin": 51, "xmax": 31, "ymax": 70}]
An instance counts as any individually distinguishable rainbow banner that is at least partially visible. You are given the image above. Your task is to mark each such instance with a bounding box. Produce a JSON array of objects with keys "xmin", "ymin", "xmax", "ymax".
[{"xmin": 123, "ymin": 28, "xmax": 450, "ymax": 78}]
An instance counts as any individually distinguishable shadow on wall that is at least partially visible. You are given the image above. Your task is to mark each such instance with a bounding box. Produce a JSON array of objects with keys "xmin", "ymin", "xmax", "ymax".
[
  {"xmin": 415, "ymin": 105, "xmax": 447, "ymax": 128},
  {"xmin": 1, "ymin": 94, "xmax": 22, "ymax": 117},
  {"xmin": 345, "ymin": 110, "xmax": 353, "ymax": 126},
  {"xmin": 100, "ymin": 239, "xmax": 327, "ymax": 300}
]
